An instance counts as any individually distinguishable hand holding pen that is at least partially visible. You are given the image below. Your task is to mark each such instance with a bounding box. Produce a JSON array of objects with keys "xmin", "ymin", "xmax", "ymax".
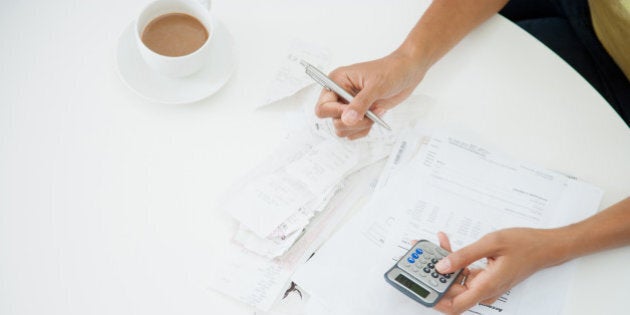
[{"xmin": 301, "ymin": 54, "xmax": 427, "ymax": 140}]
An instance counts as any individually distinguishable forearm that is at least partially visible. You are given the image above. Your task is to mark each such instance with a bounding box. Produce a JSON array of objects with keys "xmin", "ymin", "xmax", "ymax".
[
  {"xmin": 394, "ymin": 0, "xmax": 509, "ymax": 71},
  {"xmin": 550, "ymin": 197, "xmax": 630, "ymax": 265}
]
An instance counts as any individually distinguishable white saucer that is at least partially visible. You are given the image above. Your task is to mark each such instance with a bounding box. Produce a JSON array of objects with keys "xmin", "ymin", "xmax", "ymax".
[{"xmin": 116, "ymin": 21, "xmax": 236, "ymax": 104}]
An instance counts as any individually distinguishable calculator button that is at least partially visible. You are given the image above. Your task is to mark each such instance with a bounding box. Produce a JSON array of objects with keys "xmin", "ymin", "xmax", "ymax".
[
  {"xmin": 439, "ymin": 277, "xmax": 447, "ymax": 283},
  {"xmin": 424, "ymin": 247, "xmax": 435, "ymax": 255},
  {"xmin": 431, "ymin": 272, "xmax": 439, "ymax": 278},
  {"xmin": 411, "ymin": 253, "xmax": 419, "ymax": 259},
  {"xmin": 407, "ymin": 257, "xmax": 415, "ymax": 264},
  {"xmin": 429, "ymin": 279, "xmax": 439, "ymax": 287},
  {"xmin": 415, "ymin": 248, "xmax": 423, "ymax": 255},
  {"xmin": 423, "ymin": 267, "xmax": 431, "ymax": 273},
  {"xmin": 431, "ymin": 258, "xmax": 439, "ymax": 264},
  {"xmin": 427, "ymin": 263, "xmax": 435, "ymax": 269},
  {"xmin": 444, "ymin": 273, "xmax": 451, "ymax": 279}
]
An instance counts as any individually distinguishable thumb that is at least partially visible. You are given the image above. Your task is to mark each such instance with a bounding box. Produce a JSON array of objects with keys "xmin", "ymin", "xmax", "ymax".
[
  {"xmin": 341, "ymin": 88, "xmax": 379, "ymax": 126},
  {"xmin": 435, "ymin": 237, "xmax": 495, "ymax": 274}
]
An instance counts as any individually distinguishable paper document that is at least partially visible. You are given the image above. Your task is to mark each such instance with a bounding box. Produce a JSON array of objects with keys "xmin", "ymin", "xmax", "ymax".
[
  {"xmin": 210, "ymin": 162, "xmax": 384, "ymax": 311},
  {"xmin": 293, "ymin": 128, "xmax": 602, "ymax": 315},
  {"xmin": 261, "ymin": 39, "xmax": 331, "ymax": 107},
  {"xmin": 213, "ymin": 37, "xmax": 444, "ymax": 311}
]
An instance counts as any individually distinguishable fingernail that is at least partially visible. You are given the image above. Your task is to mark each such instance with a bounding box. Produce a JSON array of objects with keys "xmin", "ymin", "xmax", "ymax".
[
  {"xmin": 436, "ymin": 257, "xmax": 451, "ymax": 273},
  {"xmin": 342, "ymin": 109, "xmax": 360, "ymax": 125}
]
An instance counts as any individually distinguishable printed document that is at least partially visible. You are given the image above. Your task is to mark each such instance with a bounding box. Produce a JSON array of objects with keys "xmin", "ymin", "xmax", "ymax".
[{"xmin": 293, "ymin": 128, "xmax": 602, "ymax": 315}]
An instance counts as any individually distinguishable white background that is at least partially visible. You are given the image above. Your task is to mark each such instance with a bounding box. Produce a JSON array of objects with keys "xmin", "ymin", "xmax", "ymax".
[{"xmin": 1, "ymin": 0, "xmax": 629, "ymax": 314}]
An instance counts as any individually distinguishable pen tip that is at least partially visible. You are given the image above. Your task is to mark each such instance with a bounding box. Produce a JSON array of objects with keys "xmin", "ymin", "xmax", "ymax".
[{"xmin": 299, "ymin": 59, "xmax": 309, "ymax": 68}]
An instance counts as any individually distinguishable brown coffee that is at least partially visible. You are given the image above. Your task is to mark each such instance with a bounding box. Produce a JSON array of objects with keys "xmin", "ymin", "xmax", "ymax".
[{"xmin": 141, "ymin": 13, "xmax": 209, "ymax": 57}]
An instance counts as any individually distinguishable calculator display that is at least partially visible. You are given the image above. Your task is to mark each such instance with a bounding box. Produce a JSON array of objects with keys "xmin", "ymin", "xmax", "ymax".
[
  {"xmin": 395, "ymin": 274, "xmax": 430, "ymax": 298},
  {"xmin": 385, "ymin": 240, "xmax": 462, "ymax": 307}
]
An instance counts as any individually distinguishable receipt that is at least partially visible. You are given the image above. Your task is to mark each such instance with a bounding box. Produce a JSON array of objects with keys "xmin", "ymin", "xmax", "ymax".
[
  {"xmin": 211, "ymin": 163, "xmax": 385, "ymax": 311},
  {"xmin": 261, "ymin": 39, "xmax": 331, "ymax": 107},
  {"xmin": 285, "ymin": 140, "xmax": 358, "ymax": 195},
  {"xmin": 224, "ymin": 170, "xmax": 315, "ymax": 238},
  {"xmin": 234, "ymin": 184, "xmax": 340, "ymax": 259}
]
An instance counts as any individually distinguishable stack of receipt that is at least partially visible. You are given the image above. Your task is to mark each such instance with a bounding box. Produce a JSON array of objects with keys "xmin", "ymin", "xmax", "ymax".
[
  {"xmin": 210, "ymin": 86, "xmax": 431, "ymax": 311},
  {"xmin": 209, "ymin": 40, "xmax": 432, "ymax": 311}
]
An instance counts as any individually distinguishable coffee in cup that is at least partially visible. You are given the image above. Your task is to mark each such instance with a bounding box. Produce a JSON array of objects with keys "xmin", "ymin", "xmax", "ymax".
[
  {"xmin": 135, "ymin": 0, "xmax": 215, "ymax": 78},
  {"xmin": 141, "ymin": 13, "xmax": 209, "ymax": 57}
]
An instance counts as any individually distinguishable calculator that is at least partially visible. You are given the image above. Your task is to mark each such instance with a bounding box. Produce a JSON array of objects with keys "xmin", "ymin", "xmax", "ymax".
[{"xmin": 384, "ymin": 240, "xmax": 462, "ymax": 307}]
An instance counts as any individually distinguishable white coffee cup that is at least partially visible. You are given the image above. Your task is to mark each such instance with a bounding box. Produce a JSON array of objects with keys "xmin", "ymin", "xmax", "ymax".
[{"xmin": 135, "ymin": 0, "xmax": 214, "ymax": 78}]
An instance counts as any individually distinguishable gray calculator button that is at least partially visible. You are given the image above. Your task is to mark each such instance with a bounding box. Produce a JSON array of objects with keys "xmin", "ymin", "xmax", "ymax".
[
  {"xmin": 424, "ymin": 247, "xmax": 435, "ymax": 255},
  {"xmin": 427, "ymin": 262, "xmax": 435, "ymax": 269},
  {"xmin": 431, "ymin": 272, "xmax": 439, "ymax": 278},
  {"xmin": 439, "ymin": 277, "xmax": 447, "ymax": 283},
  {"xmin": 429, "ymin": 279, "xmax": 439, "ymax": 287},
  {"xmin": 431, "ymin": 258, "xmax": 439, "ymax": 264},
  {"xmin": 423, "ymin": 267, "xmax": 431, "ymax": 273}
]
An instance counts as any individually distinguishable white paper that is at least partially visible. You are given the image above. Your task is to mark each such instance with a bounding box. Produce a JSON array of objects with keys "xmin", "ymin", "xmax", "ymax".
[
  {"xmin": 293, "ymin": 131, "xmax": 602, "ymax": 315},
  {"xmin": 210, "ymin": 163, "xmax": 385, "ymax": 311},
  {"xmin": 285, "ymin": 140, "xmax": 358, "ymax": 196},
  {"xmin": 234, "ymin": 185, "xmax": 340, "ymax": 259},
  {"xmin": 261, "ymin": 39, "xmax": 331, "ymax": 107},
  {"xmin": 223, "ymin": 170, "xmax": 316, "ymax": 238}
]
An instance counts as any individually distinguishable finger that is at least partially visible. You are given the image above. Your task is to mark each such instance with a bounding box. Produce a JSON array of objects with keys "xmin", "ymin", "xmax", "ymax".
[
  {"xmin": 436, "ymin": 235, "xmax": 497, "ymax": 274},
  {"xmin": 371, "ymin": 107, "xmax": 387, "ymax": 117},
  {"xmin": 315, "ymin": 91, "xmax": 345, "ymax": 119},
  {"xmin": 315, "ymin": 101, "xmax": 345, "ymax": 119},
  {"xmin": 332, "ymin": 119, "xmax": 372, "ymax": 137},
  {"xmin": 449, "ymin": 286, "xmax": 489, "ymax": 314},
  {"xmin": 437, "ymin": 231, "xmax": 452, "ymax": 252},
  {"xmin": 333, "ymin": 116, "xmax": 373, "ymax": 132},
  {"xmin": 347, "ymin": 128, "xmax": 372, "ymax": 140},
  {"xmin": 453, "ymin": 272, "xmax": 467, "ymax": 287},
  {"xmin": 434, "ymin": 284, "xmax": 468, "ymax": 314},
  {"xmin": 480, "ymin": 294, "xmax": 501, "ymax": 306},
  {"xmin": 461, "ymin": 267, "xmax": 471, "ymax": 277},
  {"xmin": 342, "ymin": 87, "xmax": 381, "ymax": 126}
]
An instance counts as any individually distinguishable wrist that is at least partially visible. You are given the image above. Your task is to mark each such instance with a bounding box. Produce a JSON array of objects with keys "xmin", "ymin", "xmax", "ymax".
[
  {"xmin": 540, "ymin": 226, "xmax": 580, "ymax": 268},
  {"xmin": 391, "ymin": 40, "xmax": 432, "ymax": 73},
  {"xmin": 388, "ymin": 43, "xmax": 431, "ymax": 86}
]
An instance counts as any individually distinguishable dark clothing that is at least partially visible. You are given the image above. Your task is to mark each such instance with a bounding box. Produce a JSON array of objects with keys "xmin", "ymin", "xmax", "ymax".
[{"xmin": 500, "ymin": 0, "xmax": 630, "ymax": 127}]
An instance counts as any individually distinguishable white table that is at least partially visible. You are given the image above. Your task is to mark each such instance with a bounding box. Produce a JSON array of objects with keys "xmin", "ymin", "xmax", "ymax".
[{"xmin": 1, "ymin": 0, "xmax": 628, "ymax": 314}]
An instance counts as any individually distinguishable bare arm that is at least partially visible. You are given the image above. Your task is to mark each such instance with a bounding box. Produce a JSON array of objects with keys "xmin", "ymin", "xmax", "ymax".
[
  {"xmin": 315, "ymin": 0, "xmax": 509, "ymax": 138},
  {"xmin": 552, "ymin": 197, "xmax": 630, "ymax": 264},
  {"xmin": 397, "ymin": 0, "xmax": 510, "ymax": 72},
  {"xmin": 434, "ymin": 197, "xmax": 630, "ymax": 314}
]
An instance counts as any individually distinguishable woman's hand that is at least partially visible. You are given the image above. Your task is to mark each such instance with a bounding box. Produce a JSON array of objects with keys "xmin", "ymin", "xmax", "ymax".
[
  {"xmin": 433, "ymin": 228, "xmax": 567, "ymax": 314},
  {"xmin": 314, "ymin": 51, "xmax": 427, "ymax": 139}
]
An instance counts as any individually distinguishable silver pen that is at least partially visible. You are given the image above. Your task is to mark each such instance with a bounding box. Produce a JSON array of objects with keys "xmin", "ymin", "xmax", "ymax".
[{"xmin": 300, "ymin": 60, "xmax": 392, "ymax": 131}]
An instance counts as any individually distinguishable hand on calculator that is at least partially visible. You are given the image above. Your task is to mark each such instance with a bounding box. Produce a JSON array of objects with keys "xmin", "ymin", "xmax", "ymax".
[{"xmin": 431, "ymin": 229, "xmax": 564, "ymax": 314}]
